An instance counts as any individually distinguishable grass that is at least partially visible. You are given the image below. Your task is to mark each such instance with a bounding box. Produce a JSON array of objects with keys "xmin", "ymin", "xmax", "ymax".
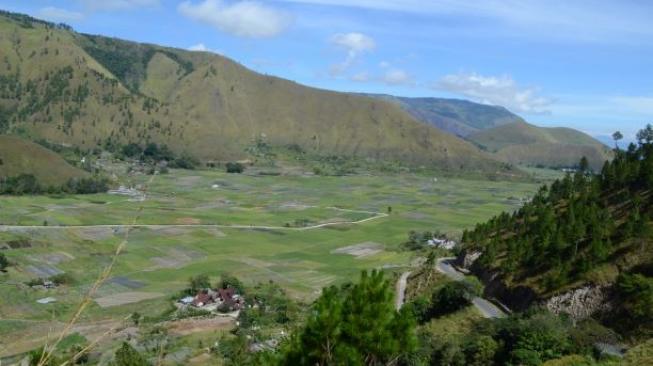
[
  {"xmin": 0, "ymin": 167, "xmax": 543, "ymax": 358},
  {"xmin": 0, "ymin": 135, "xmax": 87, "ymax": 185}
]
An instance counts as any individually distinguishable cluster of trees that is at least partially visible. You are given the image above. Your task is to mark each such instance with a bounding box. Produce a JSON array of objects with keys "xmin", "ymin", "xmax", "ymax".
[
  {"xmin": 415, "ymin": 310, "xmax": 600, "ymax": 366},
  {"xmin": 0, "ymin": 253, "xmax": 8, "ymax": 272},
  {"xmin": 226, "ymin": 161, "xmax": 245, "ymax": 173},
  {"xmin": 0, "ymin": 174, "xmax": 109, "ymax": 195},
  {"xmin": 119, "ymin": 142, "xmax": 199, "ymax": 169},
  {"xmin": 462, "ymin": 125, "xmax": 653, "ymax": 289},
  {"xmin": 280, "ymin": 270, "xmax": 416, "ymax": 365}
]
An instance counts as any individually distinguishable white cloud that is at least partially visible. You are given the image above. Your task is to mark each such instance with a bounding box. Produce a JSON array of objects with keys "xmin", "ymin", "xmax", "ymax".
[
  {"xmin": 79, "ymin": 0, "xmax": 159, "ymax": 11},
  {"xmin": 178, "ymin": 0, "xmax": 291, "ymax": 38},
  {"xmin": 187, "ymin": 43, "xmax": 222, "ymax": 54},
  {"xmin": 329, "ymin": 32, "xmax": 375, "ymax": 75},
  {"xmin": 382, "ymin": 68, "xmax": 412, "ymax": 86},
  {"xmin": 37, "ymin": 7, "xmax": 85, "ymax": 22},
  {"xmin": 438, "ymin": 72, "xmax": 552, "ymax": 114}
]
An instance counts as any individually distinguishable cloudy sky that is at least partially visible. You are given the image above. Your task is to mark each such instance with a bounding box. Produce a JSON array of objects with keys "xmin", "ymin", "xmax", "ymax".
[{"xmin": 3, "ymin": 0, "xmax": 652, "ymax": 139}]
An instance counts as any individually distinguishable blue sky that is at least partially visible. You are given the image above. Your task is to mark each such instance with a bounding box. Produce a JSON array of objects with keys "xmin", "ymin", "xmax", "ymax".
[{"xmin": 3, "ymin": 0, "xmax": 652, "ymax": 140}]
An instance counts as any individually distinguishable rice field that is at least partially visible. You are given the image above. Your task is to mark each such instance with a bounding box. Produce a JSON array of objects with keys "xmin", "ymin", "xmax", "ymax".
[{"xmin": 0, "ymin": 168, "xmax": 544, "ymax": 357}]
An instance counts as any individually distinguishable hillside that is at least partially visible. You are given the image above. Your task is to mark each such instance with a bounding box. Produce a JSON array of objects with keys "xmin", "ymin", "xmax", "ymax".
[
  {"xmin": 0, "ymin": 135, "xmax": 86, "ymax": 185},
  {"xmin": 468, "ymin": 121, "xmax": 612, "ymax": 170},
  {"xmin": 0, "ymin": 11, "xmax": 510, "ymax": 175},
  {"xmin": 365, "ymin": 94, "xmax": 523, "ymax": 137},
  {"xmin": 458, "ymin": 125, "xmax": 653, "ymax": 338}
]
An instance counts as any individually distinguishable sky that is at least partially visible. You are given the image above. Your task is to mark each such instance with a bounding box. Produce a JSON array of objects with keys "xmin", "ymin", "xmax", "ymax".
[{"xmin": 2, "ymin": 0, "xmax": 652, "ymax": 140}]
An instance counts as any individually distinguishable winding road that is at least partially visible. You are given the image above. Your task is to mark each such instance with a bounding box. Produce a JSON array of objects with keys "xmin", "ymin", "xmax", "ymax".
[
  {"xmin": 395, "ymin": 271, "xmax": 412, "ymax": 310},
  {"xmin": 436, "ymin": 257, "xmax": 507, "ymax": 319}
]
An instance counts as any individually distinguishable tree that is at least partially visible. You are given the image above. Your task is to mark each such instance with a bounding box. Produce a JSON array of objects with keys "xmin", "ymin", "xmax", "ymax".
[
  {"xmin": 0, "ymin": 253, "xmax": 8, "ymax": 271},
  {"xmin": 613, "ymin": 131, "xmax": 624, "ymax": 149},
  {"xmin": 113, "ymin": 342, "xmax": 149, "ymax": 366},
  {"xmin": 226, "ymin": 162, "xmax": 244, "ymax": 174},
  {"xmin": 430, "ymin": 281, "xmax": 480, "ymax": 317},
  {"xmin": 281, "ymin": 270, "xmax": 416, "ymax": 365},
  {"xmin": 636, "ymin": 124, "xmax": 653, "ymax": 145},
  {"xmin": 188, "ymin": 274, "xmax": 210, "ymax": 293},
  {"xmin": 218, "ymin": 273, "xmax": 244, "ymax": 294},
  {"xmin": 578, "ymin": 156, "xmax": 589, "ymax": 173}
]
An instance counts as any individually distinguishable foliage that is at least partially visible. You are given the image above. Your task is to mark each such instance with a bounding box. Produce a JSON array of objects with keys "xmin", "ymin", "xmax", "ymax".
[
  {"xmin": 226, "ymin": 162, "xmax": 245, "ymax": 174},
  {"xmin": 112, "ymin": 342, "xmax": 149, "ymax": 366},
  {"xmin": 430, "ymin": 280, "xmax": 481, "ymax": 317},
  {"xmin": 188, "ymin": 274, "xmax": 210, "ymax": 294},
  {"xmin": 280, "ymin": 270, "xmax": 416, "ymax": 365},
  {"xmin": 462, "ymin": 124, "xmax": 653, "ymax": 291},
  {"xmin": 616, "ymin": 272, "xmax": 653, "ymax": 322},
  {"xmin": 0, "ymin": 174, "xmax": 108, "ymax": 195},
  {"xmin": 0, "ymin": 253, "xmax": 8, "ymax": 271},
  {"xmin": 218, "ymin": 273, "xmax": 245, "ymax": 294}
]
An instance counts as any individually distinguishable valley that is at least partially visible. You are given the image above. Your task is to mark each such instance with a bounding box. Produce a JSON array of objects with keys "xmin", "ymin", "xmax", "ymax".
[{"xmin": 0, "ymin": 163, "xmax": 540, "ymax": 359}]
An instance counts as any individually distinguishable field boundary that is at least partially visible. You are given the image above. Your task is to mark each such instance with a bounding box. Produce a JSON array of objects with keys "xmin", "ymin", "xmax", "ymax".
[{"xmin": 0, "ymin": 207, "xmax": 388, "ymax": 232}]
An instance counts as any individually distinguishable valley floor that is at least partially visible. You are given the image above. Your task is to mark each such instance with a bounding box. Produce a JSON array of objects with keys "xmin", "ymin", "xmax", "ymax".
[{"xmin": 0, "ymin": 168, "xmax": 541, "ymax": 358}]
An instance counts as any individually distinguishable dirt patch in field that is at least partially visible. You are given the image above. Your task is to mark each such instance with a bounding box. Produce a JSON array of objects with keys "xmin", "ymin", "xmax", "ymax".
[
  {"xmin": 177, "ymin": 175, "xmax": 202, "ymax": 188},
  {"xmin": 27, "ymin": 252, "xmax": 74, "ymax": 265},
  {"xmin": 166, "ymin": 316, "xmax": 235, "ymax": 336},
  {"xmin": 175, "ymin": 217, "xmax": 201, "ymax": 225},
  {"xmin": 331, "ymin": 242, "xmax": 384, "ymax": 258},
  {"xmin": 150, "ymin": 247, "xmax": 204, "ymax": 269},
  {"xmin": 75, "ymin": 227, "xmax": 116, "ymax": 241},
  {"xmin": 108, "ymin": 276, "xmax": 145, "ymax": 289},
  {"xmin": 95, "ymin": 291, "xmax": 163, "ymax": 308},
  {"xmin": 25, "ymin": 264, "xmax": 63, "ymax": 277}
]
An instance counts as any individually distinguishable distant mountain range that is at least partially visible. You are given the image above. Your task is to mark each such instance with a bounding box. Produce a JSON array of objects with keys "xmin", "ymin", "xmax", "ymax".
[
  {"xmin": 362, "ymin": 94, "xmax": 524, "ymax": 137},
  {"xmin": 366, "ymin": 94, "xmax": 612, "ymax": 170}
]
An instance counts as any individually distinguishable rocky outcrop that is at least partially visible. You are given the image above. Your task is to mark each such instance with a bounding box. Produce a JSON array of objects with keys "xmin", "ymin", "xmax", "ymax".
[
  {"xmin": 545, "ymin": 285, "xmax": 614, "ymax": 320},
  {"xmin": 457, "ymin": 250, "xmax": 482, "ymax": 269}
]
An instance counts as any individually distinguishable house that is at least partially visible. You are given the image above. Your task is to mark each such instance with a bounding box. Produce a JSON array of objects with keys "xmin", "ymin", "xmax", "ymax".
[
  {"xmin": 428, "ymin": 238, "xmax": 457, "ymax": 250},
  {"xmin": 192, "ymin": 292, "xmax": 213, "ymax": 307},
  {"xmin": 179, "ymin": 296, "xmax": 194, "ymax": 305}
]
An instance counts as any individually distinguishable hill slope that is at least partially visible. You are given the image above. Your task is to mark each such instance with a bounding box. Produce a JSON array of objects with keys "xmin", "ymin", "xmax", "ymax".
[
  {"xmin": 0, "ymin": 135, "xmax": 86, "ymax": 185},
  {"xmin": 458, "ymin": 127, "xmax": 653, "ymax": 337},
  {"xmin": 365, "ymin": 94, "xmax": 523, "ymax": 137},
  {"xmin": 468, "ymin": 121, "xmax": 612, "ymax": 170},
  {"xmin": 0, "ymin": 11, "xmax": 509, "ymax": 175}
]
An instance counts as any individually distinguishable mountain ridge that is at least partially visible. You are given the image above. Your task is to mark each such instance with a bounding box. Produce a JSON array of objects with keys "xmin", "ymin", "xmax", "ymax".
[{"xmin": 0, "ymin": 10, "xmax": 513, "ymax": 176}]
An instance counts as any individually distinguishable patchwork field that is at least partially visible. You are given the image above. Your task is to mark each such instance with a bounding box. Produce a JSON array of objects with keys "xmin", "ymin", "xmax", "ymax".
[{"xmin": 0, "ymin": 168, "xmax": 543, "ymax": 357}]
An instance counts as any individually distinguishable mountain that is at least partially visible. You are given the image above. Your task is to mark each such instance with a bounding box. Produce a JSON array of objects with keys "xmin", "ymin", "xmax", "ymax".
[
  {"xmin": 0, "ymin": 135, "xmax": 86, "ymax": 185},
  {"xmin": 363, "ymin": 94, "xmax": 524, "ymax": 137},
  {"xmin": 467, "ymin": 121, "xmax": 613, "ymax": 170},
  {"xmin": 0, "ymin": 11, "xmax": 511, "ymax": 175}
]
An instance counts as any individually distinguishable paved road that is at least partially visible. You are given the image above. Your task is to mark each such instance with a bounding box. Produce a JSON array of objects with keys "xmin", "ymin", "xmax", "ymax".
[
  {"xmin": 0, "ymin": 209, "xmax": 388, "ymax": 232},
  {"xmin": 395, "ymin": 271, "xmax": 412, "ymax": 310},
  {"xmin": 436, "ymin": 257, "xmax": 507, "ymax": 319}
]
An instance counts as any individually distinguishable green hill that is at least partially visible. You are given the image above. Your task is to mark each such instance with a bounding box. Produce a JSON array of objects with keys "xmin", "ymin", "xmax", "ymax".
[
  {"xmin": 364, "ymin": 94, "xmax": 523, "ymax": 137},
  {"xmin": 468, "ymin": 121, "xmax": 612, "ymax": 170},
  {"xmin": 0, "ymin": 10, "xmax": 511, "ymax": 176},
  {"xmin": 459, "ymin": 125, "xmax": 653, "ymax": 338},
  {"xmin": 0, "ymin": 135, "xmax": 86, "ymax": 185}
]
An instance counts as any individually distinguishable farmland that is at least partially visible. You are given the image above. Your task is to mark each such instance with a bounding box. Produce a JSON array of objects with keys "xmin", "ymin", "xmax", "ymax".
[{"xmin": 0, "ymin": 167, "xmax": 542, "ymax": 357}]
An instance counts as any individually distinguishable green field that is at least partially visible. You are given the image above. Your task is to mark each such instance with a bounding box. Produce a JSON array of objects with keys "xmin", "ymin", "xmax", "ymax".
[{"xmin": 0, "ymin": 168, "xmax": 542, "ymax": 357}]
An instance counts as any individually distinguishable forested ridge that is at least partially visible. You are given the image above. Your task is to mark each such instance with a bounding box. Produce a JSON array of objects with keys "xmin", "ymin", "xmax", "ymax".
[{"xmin": 461, "ymin": 124, "xmax": 653, "ymax": 336}]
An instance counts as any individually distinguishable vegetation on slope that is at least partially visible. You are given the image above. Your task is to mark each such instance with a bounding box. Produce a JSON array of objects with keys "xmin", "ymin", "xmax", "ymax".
[
  {"xmin": 468, "ymin": 121, "xmax": 612, "ymax": 170},
  {"xmin": 0, "ymin": 10, "xmax": 511, "ymax": 176},
  {"xmin": 461, "ymin": 124, "xmax": 653, "ymax": 336},
  {"xmin": 0, "ymin": 135, "xmax": 86, "ymax": 185}
]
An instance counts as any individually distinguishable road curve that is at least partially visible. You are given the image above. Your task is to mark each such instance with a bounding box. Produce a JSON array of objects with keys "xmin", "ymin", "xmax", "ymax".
[
  {"xmin": 436, "ymin": 257, "xmax": 507, "ymax": 319},
  {"xmin": 395, "ymin": 271, "xmax": 412, "ymax": 310}
]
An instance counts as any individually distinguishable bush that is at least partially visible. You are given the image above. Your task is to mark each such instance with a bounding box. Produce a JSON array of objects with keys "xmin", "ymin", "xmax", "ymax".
[
  {"xmin": 50, "ymin": 273, "xmax": 74, "ymax": 285},
  {"xmin": 226, "ymin": 162, "xmax": 244, "ymax": 174},
  {"xmin": 0, "ymin": 253, "xmax": 8, "ymax": 271},
  {"xmin": 430, "ymin": 280, "xmax": 481, "ymax": 317}
]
